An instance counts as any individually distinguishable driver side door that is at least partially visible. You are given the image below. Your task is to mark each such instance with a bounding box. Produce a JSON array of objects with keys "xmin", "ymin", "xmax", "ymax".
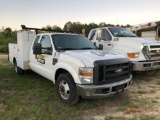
[{"xmin": 38, "ymin": 35, "xmax": 54, "ymax": 80}]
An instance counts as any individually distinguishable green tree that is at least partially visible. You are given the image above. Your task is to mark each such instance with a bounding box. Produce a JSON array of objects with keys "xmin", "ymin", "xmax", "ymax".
[
  {"xmin": 4, "ymin": 27, "xmax": 12, "ymax": 37},
  {"xmin": 63, "ymin": 21, "xmax": 73, "ymax": 31},
  {"xmin": 42, "ymin": 25, "xmax": 62, "ymax": 31},
  {"xmin": 52, "ymin": 25, "xmax": 62, "ymax": 31},
  {"xmin": 99, "ymin": 22, "xmax": 107, "ymax": 27}
]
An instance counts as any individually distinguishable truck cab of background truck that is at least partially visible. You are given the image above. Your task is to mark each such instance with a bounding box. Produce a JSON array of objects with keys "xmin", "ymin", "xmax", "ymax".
[
  {"xmin": 8, "ymin": 28, "xmax": 132, "ymax": 104},
  {"xmin": 88, "ymin": 27, "xmax": 160, "ymax": 75}
]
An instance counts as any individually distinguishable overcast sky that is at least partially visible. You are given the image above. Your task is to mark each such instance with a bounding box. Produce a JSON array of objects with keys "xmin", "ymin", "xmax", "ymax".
[{"xmin": 0, "ymin": 0, "xmax": 160, "ymax": 30}]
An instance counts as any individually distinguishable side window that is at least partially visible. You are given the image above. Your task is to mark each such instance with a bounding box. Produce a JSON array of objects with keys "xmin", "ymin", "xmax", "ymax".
[
  {"xmin": 96, "ymin": 29, "xmax": 102, "ymax": 41},
  {"xmin": 89, "ymin": 30, "xmax": 96, "ymax": 40},
  {"xmin": 40, "ymin": 35, "xmax": 52, "ymax": 55},
  {"xmin": 101, "ymin": 29, "xmax": 107, "ymax": 40},
  {"xmin": 40, "ymin": 35, "xmax": 52, "ymax": 48},
  {"xmin": 101, "ymin": 29, "xmax": 112, "ymax": 41},
  {"xmin": 106, "ymin": 30, "xmax": 112, "ymax": 41}
]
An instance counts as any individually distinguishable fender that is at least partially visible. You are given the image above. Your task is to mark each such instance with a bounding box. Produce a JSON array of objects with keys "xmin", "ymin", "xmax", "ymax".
[{"xmin": 52, "ymin": 62, "xmax": 85, "ymax": 84}]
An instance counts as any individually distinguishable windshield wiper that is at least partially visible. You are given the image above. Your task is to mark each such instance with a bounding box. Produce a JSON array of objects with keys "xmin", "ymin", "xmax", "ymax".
[
  {"xmin": 127, "ymin": 35, "xmax": 137, "ymax": 37},
  {"xmin": 80, "ymin": 47, "xmax": 96, "ymax": 50},
  {"xmin": 58, "ymin": 48, "xmax": 78, "ymax": 51},
  {"xmin": 116, "ymin": 34, "xmax": 128, "ymax": 37}
]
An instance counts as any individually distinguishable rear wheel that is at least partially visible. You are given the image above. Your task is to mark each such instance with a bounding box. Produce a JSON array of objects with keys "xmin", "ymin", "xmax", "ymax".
[
  {"xmin": 56, "ymin": 73, "xmax": 79, "ymax": 104},
  {"xmin": 14, "ymin": 60, "xmax": 24, "ymax": 75}
]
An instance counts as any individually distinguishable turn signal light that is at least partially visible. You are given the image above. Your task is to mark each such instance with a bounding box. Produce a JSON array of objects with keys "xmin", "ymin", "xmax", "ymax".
[
  {"xmin": 79, "ymin": 72, "xmax": 92, "ymax": 76},
  {"xmin": 127, "ymin": 53, "xmax": 139, "ymax": 58},
  {"xmin": 127, "ymin": 53, "xmax": 135, "ymax": 58}
]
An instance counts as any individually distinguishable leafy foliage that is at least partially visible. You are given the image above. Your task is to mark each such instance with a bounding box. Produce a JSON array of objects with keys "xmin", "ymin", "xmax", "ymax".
[
  {"xmin": 4, "ymin": 27, "xmax": 12, "ymax": 37},
  {"xmin": 42, "ymin": 25, "xmax": 62, "ymax": 31},
  {"xmin": 0, "ymin": 30, "xmax": 17, "ymax": 53}
]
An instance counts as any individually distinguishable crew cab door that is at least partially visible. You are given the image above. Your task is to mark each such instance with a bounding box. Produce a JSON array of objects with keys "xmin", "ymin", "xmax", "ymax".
[{"xmin": 96, "ymin": 29, "xmax": 113, "ymax": 53}]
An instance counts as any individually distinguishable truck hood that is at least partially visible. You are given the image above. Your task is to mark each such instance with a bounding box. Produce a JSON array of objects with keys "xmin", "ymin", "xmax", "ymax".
[
  {"xmin": 61, "ymin": 50, "xmax": 127, "ymax": 67},
  {"xmin": 119, "ymin": 37, "xmax": 160, "ymax": 45},
  {"xmin": 115, "ymin": 37, "xmax": 160, "ymax": 52}
]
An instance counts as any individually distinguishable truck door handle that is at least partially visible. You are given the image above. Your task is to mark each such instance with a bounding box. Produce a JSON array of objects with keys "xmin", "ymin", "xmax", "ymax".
[{"xmin": 108, "ymin": 44, "xmax": 111, "ymax": 46}]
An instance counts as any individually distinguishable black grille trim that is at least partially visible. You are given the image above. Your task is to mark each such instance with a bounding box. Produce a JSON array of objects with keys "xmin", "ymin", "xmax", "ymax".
[
  {"xmin": 93, "ymin": 58, "xmax": 130, "ymax": 85},
  {"xmin": 150, "ymin": 45, "xmax": 160, "ymax": 49}
]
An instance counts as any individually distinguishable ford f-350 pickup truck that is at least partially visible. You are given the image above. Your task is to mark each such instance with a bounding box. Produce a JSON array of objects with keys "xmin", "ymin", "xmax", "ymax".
[{"xmin": 8, "ymin": 25, "xmax": 132, "ymax": 104}]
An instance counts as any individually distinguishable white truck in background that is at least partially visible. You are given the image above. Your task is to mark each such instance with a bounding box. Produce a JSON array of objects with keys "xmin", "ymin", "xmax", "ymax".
[
  {"xmin": 88, "ymin": 26, "xmax": 160, "ymax": 75},
  {"xmin": 8, "ymin": 25, "xmax": 132, "ymax": 104}
]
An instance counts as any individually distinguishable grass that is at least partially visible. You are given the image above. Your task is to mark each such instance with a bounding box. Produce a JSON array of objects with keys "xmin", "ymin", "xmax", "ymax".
[
  {"xmin": 1, "ymin": 55, "xmax": 160, "ymax": 120},
  {"xmin": 157, "ymin": 80, "xmax": 160, "ymax": 85},
  {"xmin": 137, "ymin": 90, "xmax": 147, "ymax": 94}
]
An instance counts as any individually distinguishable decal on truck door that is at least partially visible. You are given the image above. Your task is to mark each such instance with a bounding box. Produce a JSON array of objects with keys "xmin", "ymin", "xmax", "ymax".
[{"xmin": 36, "ymin": 55, "xmax": 45, "ymax": 64}]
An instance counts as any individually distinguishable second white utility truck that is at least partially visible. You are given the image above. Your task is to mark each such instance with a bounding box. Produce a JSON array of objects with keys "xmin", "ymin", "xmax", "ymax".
[
  {"xmin": 88, "ymin": 27, "xmax": 160, "ymax": 75},
  {"xmin": 8, "ymin": 25, "xmax": 132, "ymax": 104}
]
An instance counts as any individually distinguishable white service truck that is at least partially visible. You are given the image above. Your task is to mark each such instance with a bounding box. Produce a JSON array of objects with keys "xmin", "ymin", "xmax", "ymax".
[
  {"xmin": 88, "ymin": 27, "xmax": 160, "ymax": 75},
  {"xmin": 9, "ymin": 25, "xmax": 132, "ymax": 104}
]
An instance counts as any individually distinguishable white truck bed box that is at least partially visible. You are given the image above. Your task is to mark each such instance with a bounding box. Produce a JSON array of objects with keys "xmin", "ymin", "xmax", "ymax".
[{"xmin": 9, "ymin": 31, "xmax": 36, "ymax": 70}]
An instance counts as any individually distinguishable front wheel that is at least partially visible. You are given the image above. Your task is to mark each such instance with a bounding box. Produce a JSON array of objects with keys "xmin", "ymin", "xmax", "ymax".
[
  {"xmin": 14, "ymin": 60, "xmax": 24, "ymax": 75},
  {"xmin": 56, "ymin": 73, "xmax": 79, "ymax": 104}
]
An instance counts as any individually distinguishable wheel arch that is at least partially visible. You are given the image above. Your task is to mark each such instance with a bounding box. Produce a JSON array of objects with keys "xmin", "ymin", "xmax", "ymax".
[
  {"xmin": 13, "ymin": 57, "xmax": 16, "ymax": 63},
  {"xmin": 55, "ymin": 68, "xmax": 73, "ymax": 84}
]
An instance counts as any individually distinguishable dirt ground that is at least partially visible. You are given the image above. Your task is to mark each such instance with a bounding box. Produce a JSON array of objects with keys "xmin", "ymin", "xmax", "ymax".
[{"xmin": 0, "ymin": 54, "xmax": 7, "ymax": 59}]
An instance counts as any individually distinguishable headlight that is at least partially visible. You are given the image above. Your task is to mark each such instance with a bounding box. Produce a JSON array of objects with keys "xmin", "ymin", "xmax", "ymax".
[
  {"xmin": 79, "ymin": 67, "xmax": 93, "ymax": 84},
  {"xmin": 127, "ymin": 52, "xmax": 139, "ymax": 58}
]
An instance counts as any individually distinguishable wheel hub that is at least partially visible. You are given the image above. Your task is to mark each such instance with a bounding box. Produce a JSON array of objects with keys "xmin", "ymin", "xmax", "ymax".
[{"xmin": 59, "ymin": 80, "xmax": 70, "ymax": 100}]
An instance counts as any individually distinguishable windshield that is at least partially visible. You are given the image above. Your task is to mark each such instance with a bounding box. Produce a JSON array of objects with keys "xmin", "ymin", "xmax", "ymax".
[
  {"xmin": 52, "ymin": 34, "xmax": 96, "ymax": 51},
  {"xmin": 108, "ymin": 28, "xmax": 137, "ymax": 37}
]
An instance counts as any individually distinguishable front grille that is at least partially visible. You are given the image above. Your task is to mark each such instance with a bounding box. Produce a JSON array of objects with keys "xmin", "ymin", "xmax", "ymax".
[
  {"xmin": 150, "ymin": 45, "xmax": 160, "ymax": 49},
  {"xmin": 93, "ymin": 58, "xmax": 130, "ymax": 85},
  {"xmin": 142, "ymin": 45, "xmax": 160, "ymax": 60}
]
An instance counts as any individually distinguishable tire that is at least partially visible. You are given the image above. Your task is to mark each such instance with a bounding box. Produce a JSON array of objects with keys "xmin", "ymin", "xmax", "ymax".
[
  {"xmin": 14, "ymin": 60, "xmax": 24, "ymax": 75},
  {"xmin": 56, "ymin": 73, "xmax": 79, "ymax": 105},
  {"xmin": 145, "ymin": 69, "xmax": 160, "ymax": 76}
]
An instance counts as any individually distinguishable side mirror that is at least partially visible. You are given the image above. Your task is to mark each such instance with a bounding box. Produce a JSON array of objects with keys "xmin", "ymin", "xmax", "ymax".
[
  {"xmin": 99, "ymin": 44, "xmax": 103, "ymax": 50},
  {"xmin": 33, "ymin": 43, "xmax": 42, "ymax": 54}
]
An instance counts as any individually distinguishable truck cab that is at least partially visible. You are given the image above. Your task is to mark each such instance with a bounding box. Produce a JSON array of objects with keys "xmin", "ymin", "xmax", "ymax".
[
  {"xmin": 88, "ymin": 27, "xmax": 160, "ymax": 74},
  {"xmin": 8, "ymin": 26, "xmax": 132, "ymax": 104}
]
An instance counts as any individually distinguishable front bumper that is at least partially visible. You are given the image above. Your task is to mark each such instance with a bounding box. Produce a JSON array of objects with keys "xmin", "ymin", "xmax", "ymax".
[
  {"xmin": 76, "ymin": 75, "xmax": 132, "ymax": 98},
  {"xmin": 132, "ymin": 60, "xmax": 160, "ymax": 71}
]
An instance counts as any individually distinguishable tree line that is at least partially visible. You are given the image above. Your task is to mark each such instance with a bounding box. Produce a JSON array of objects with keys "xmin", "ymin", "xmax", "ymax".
[
  {"xmin": 63, "ymin": 21, "xmax": 131, "ymax": 36},
  {"xmin": 0, "ymin": 21, "xmax": 132, "ymax": 53}
]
